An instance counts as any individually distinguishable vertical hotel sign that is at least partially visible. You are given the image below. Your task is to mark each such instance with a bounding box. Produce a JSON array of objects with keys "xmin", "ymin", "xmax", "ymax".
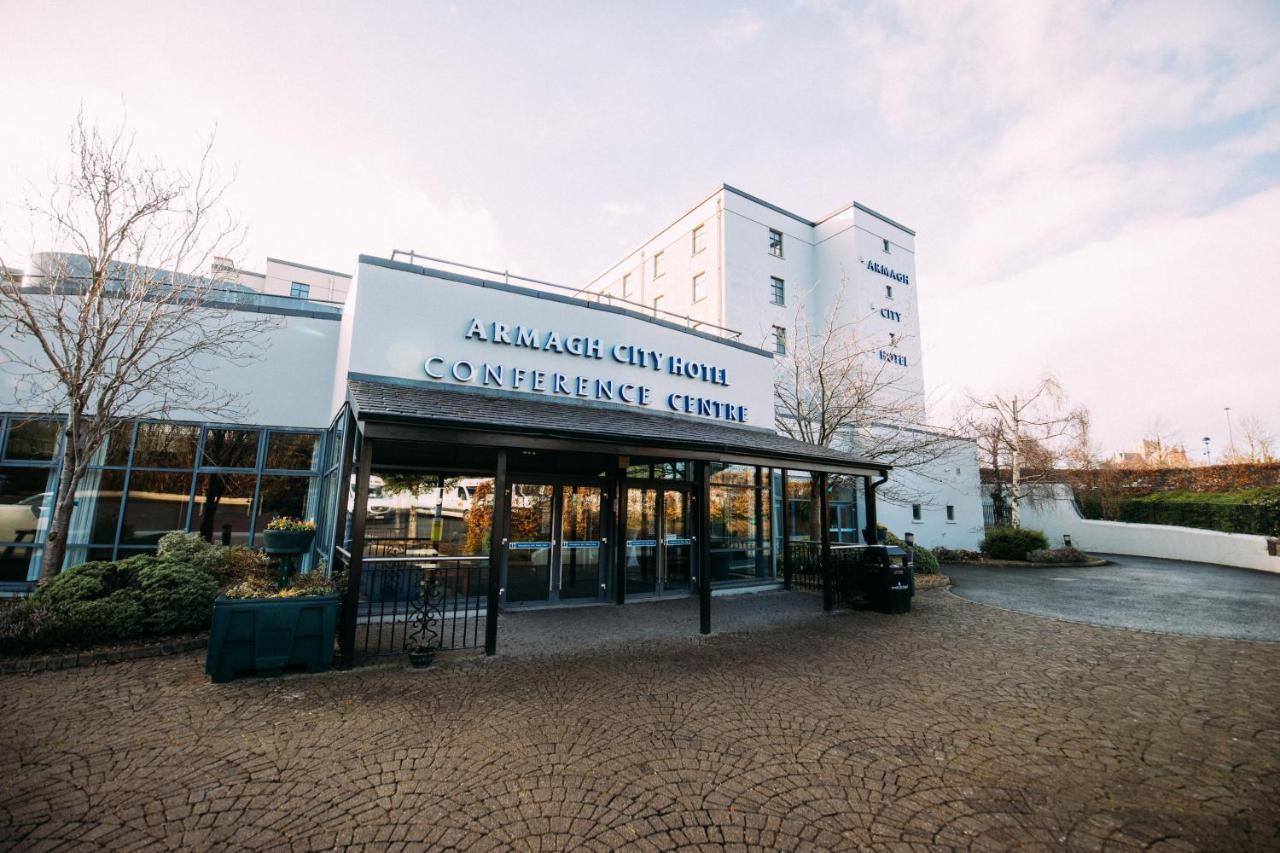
[{"xmin": 424, "ymin": 318, "xmax": 751, "ymax": 422}]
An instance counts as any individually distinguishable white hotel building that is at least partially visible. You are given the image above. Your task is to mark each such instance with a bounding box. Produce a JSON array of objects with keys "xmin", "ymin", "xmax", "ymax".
[
  {"xmin": 1, "ymin": 183, "xmax": 980, "ymax": 656},
  {"xmin": 578, "ymin": 185, "xmax": 981, "ymax": 548}
]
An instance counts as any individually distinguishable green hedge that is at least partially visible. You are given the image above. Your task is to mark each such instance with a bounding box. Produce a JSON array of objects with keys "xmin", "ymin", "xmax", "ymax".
[
  {"xmin": 880, "ymin": 529, "xmax": 940, "ymax": 574},
  {"xmin": 4, "ymin": 535, "xmax": 238, "ymax": 656},
  {"xmin": 980, "ymin": 527, "xmax": 1049, "ymax": 560}
]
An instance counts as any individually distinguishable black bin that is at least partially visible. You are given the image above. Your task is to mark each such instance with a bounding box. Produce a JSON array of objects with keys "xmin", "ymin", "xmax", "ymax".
[{"xmin": 858, "ymin": 545, "xmax": 914, "ymax": 614}]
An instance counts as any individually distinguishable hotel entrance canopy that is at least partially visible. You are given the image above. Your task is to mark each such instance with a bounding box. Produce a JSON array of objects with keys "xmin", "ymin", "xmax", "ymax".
[{"xmin": 347, "ymin": 378, "xmax": 889, "ymax": 478}]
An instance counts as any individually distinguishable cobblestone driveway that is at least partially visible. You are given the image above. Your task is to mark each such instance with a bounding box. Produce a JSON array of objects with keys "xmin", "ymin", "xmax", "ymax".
[{"xmin": 2, "ymin": 591, "xmax": 1277, "ymax": 851}]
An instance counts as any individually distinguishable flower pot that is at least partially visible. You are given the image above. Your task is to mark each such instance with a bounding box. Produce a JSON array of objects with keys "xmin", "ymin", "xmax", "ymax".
[
  {"xmin": 262, "ymin": 529, "xmax": 315, "ymax": 556},
  {"xmin": 407, "ymin": 647, "xmax": 435, "ymax": 668},
  {"xmin": 205, "ymin": 593, "xmax": 338, "ymax": 683}
]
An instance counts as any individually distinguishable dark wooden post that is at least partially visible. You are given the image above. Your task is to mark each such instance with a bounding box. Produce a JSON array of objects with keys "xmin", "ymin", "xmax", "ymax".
[
  {"xmin": 614, "ymin": 464, "xmax": 627, "ymax": 605},
  {"xmin": 864, "ymin": 473, "xmax": 880, "ymax": 545},
  {"xmin": 695, "ymin": 459, "xmax": 712, "ymax": 635},
  {"xmin": 485, "ymin": 449, "xmax": 508, "ymax": 656},
  {"xmin": 339, "ymin": 433, "xmax": 372, "ymax": 667},
  {"xmin": 780, "ymin": 468, "xmax": 791, "ymax": 590},
  {"xmin": 819, "ymin": 470, "xmax": 833, "ymax": 612}
]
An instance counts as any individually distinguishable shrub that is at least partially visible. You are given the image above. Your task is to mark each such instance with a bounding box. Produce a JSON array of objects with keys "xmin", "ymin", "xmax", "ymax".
[
  {"xmin": 158, "ymin": 530, "xmax": 273, "ymax": 586},
  {"xmin": 932, "ymin": 547, "xmax": 982, "ymax": 563},
  {"xmin": 0, "ymin": 599, "xmax": 73, "ymax": 656},
  {"xmin": 66, "ymin": 590, "xmax": 147, "ymax": 646},
  {"xmin": 980, "ymin": 527, "xmax": 1050, "ymax": 560},
  {"xmin": 34, "ymin": 559, "xmax": 140, "ymax": 606},
  {"xmin": 137, "ymin": 560, "xmax": 219, "ymax": 634},
  {"xmin": 880, "ymin": 529, "xmax": 940, "ymax": 575},
  {"xmin": 1026, "ymin": 547, "xmax": 1092, "ymax": 564}
]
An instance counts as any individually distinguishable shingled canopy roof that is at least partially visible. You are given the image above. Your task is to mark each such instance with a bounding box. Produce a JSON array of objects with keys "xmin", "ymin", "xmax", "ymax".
[{"xmin": 347, "ymin": 378, "xmax": 889, "ymax": 476}]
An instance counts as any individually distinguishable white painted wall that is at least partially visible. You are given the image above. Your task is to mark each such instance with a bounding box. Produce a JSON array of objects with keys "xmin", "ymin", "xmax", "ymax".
[
  {"xmin": 338, "ymin": 258, "xmax": 777, "ymax": 428},
  {"xmin": 0, "ymin": 294, "xmax": 341, "ymax": 429},
  {"xmin": 1021, "ymin": 484, "xmax": 1280, "ymax": 574},
  {"xmin": 864, "ymin": 430, "xmax": 984, "ymax": 550}
]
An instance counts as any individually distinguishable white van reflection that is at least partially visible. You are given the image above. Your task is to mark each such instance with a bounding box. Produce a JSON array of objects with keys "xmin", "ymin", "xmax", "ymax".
[
  {"xmin": 414, "ymin": 478, "xmax": 485, "ymax": 520},
  {"xmin": 0, "ymin": 492, "xmax": 50, "ymax": 543}
]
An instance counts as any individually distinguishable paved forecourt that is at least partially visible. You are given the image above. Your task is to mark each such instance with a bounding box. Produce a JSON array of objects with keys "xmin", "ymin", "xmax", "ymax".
[
  {"xmin": 1, "ymin": 591, "xmax": 1277, "ymax": 851},
  {"xmin": 947, "ymin": 553, "xmax": 1280, "ymax": 641}
]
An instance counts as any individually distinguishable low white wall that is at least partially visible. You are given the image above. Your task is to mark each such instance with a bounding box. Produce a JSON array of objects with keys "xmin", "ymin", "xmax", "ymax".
[{"xmin": 1020, "ymin": 485, "xmax": 1280, "ymax": 574}]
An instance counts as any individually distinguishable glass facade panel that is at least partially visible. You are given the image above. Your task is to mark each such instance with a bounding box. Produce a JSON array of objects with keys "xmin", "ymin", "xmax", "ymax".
[
  {"xmin": 120, "ymin": 471, "xmax": 193, "ymax": 546},
  {"xmin": 255, "ymin": 475, "xmax": 317, "ymax": 542},
  {"xmin": 133, "ymin": 423, "xmax": 199, "ymax": 468},
  {"xmin": 5, "ymin": 420, "xmax": 59, "ymax": 460},
  {"xmin": 67, "ymin": 469, "xmax": 126, "ymax": 546},
  {"xmin": 709, "ymin": 465, "xmax": 773, "ymax": 585},
  {"xmin": 101, "ymin": 421, "xmax": 134, "ymax": 467},
  {"xmin": 0, "ymin": 466, "xmax": 53, "ymax": 546},
  {"xmin": 0, "ymin": 545, "xmax": 38, "ymax": 583},
  {"xmin": 202, "ymin": 428, "xmax": 260, "ymax": 469},
  {"xmin": 191, "ymin": 473, "xmax": 255, "ymax": 546},
  {"xmin": 265, "ymin": 432, "xmax": 320, "ymax": 471}
]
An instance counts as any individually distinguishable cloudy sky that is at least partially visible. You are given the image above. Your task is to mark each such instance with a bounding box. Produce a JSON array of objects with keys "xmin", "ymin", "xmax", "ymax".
[{"xmin": 2, "ymin": 0, "xmax": 1277, "ymax": 457}]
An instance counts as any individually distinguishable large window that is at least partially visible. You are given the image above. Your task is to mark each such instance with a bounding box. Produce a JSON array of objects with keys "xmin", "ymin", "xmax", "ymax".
[
  {"xmin": 709, "ymin": 463, "xmax": 773, "ymax": 586},
  {"xmin": 290, "ymin": 282, "xmax": 311, "ymax": 299},
  {"xmin": 621, "ymin": 272, "xmax": 633, "ymax": 299},
  {"xmin": 772, "ymin": 325, "xmax": 787, "ymax": 355},
  {"xmin": 692, "ymin": 272, "xmax": 706, "ymax": 303},
  {"xmin": 0, "ymin": 414, "xmax": 325, "ymax": 577},
  {"xmin": 769, "ymin": 229, "xmax": 784, "ymax": 258},
  {"xmin": 692, "ymin": 224, "xmax": 706, "ymax": 254},
  {"xmin": 653, "ymin": 251, "xmax": 665, "ymax": 278},
  {"xmin": 770, "ymin": 276, "xmax": 785, "ymax": 306}
]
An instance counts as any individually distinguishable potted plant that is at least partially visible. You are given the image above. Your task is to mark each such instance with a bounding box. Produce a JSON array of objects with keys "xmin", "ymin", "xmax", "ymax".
[
  {"xmin": 262, "ymin": 516, "xmax": 316, "ymax": 555},
  {"xmin": 205, "ymin": 565, "xmax": 341, "ymax": 683}
]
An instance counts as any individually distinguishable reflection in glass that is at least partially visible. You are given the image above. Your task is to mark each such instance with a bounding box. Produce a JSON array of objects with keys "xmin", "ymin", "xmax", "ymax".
[
  {"xmin": 506, "ymin": 484, "xmax": 553, "ymax": 603},
  {"xmin": 265, "ymin": 432, "xmax": 320, "ymax": 471},
  {"xmin": 192, "ymin": 473, "xmax": 255, "ymax": 545},
  {"xmin": 255, "ymin": 476, "xmax": 316, "ymax": 543},
  {"xmin": 202, "ymin": 428, "xmax": 260, "ymax": 469},
  {"xmin": 120, "ymin": 471, "xmax": 194, "ymax": 545},
  {"xmin": 0, "ymin": 545, "xmax": 37, "ymax": 583},
  {"xmin": 4, "ymin": 420, "xmax": 59, "ymax": 461},
  {"xmin": 624, "ymin": 487, "xmax": 658, "ymax": 595},
  {"xmin": 101, "ymin": 421, "xmax": 134, "ymax": 466},
  {"xmin": 0, "ymin": 466, "xmax": 54, "ymax": 545},
  {"xmin": 133, "ymin": 423, "xmax": 199, "ymax": 468},
  {"xmin": 67, "ymin": 470, "xmax": 126, "ymax": 545},
  {"xmin": 560, "ymin": 486, "xmax": 601, "ymax": 599},
  {"xmin": 710, "ymin": 465, "xmax": 773, "ymax": 584},
  {"xmin": 663, "ymin": 490, "xmax": 691, "ymax": 590}
]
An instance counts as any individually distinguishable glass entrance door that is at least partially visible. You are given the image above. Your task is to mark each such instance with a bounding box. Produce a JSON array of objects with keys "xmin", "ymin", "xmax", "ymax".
[
  {"xmin": 624, "ymin": 486, "xmax": 692, "ymax": 597},
  {"xmin": 558, "ymin": 486, "xmax": 602, "ymax": 600},
  {"xmin": 506, "ymin": 483, "xmax": 554, "ymax": 604},
  {"xmin": 506, "ymin": 482, "xmax": 606, "ymax": 605}
]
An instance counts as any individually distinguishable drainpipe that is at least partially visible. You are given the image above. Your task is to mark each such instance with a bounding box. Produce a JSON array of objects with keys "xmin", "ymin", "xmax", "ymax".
[{"xmin": 864, "ymin": 470, "xmax": 889, "ymax": 545}]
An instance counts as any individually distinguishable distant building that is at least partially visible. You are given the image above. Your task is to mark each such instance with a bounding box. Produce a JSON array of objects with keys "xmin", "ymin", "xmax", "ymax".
[
  {"xmin": 1111, "ymin": 440, "xmax": 1191, "ymax": 468},
  {"xmin": 213, "ymin": 256, "xmax": 351, "ymax": 303}
]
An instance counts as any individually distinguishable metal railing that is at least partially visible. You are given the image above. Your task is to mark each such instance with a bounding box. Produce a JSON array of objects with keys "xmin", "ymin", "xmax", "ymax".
[
  {"xmin": 389, "ymin": 249, "xmax": 744, "ymax": 341},
  {"xmin": 350, "ymin": 554, "xmax": 489, "ymax": 661},
  {"xmin": 788, "ymin": 542, "xmax": 865, "ymax": 602}
]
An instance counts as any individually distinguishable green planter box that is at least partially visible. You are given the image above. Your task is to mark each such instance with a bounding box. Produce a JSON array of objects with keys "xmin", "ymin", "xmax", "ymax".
[{"xmin": 205, "ymin": 594, "xmax": 338, "ymax": 683}]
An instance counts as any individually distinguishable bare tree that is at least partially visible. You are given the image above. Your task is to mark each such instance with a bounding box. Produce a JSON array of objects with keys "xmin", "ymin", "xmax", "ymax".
[
  {"xmin": 1225, "ymin": 416, "xmax": 1277, "ymax": 464},
  {"xmin": 965, "ymin": 376, "xmax": 1086, "ymax": 528},
  {"xmin": 772, "ymin": 285, "xmax": 967, "ymax": 533},
  {"xmin": 0, "ymin": 113, "xmax": 274, "ymax": 578}
]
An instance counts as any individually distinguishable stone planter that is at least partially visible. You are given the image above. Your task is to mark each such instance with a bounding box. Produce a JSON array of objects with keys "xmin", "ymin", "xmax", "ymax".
[
  {"xmin": 261, "ymin": 529, "xmax": 315, "ymax": 556},
  {"xmin": 205, "ymin": 594, "xmax": 338, "ymax": 683}
]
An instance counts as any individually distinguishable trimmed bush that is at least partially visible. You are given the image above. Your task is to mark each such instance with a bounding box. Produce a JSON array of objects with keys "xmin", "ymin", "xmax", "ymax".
[
  {"xmin": 932, "ymin": 547, "xmax": 982, "ymax": 563},
  {"xmin": 881, "ymin": 529, "xmax": 940, "ymax": 575},
  {"xmin": 137, "ymin": 561, "xmax": 219, "ymax": 634},
  {"xmin": 157, "ymin": 531, "xmax": 272, "ymax": 586},
  {"xmin": 980, "ymin": 527, "xmax": 1050, "ymax": 560},
  {"xmin": 33, "ymin": 560, "xmax": 139, "ymax": 606},
  {"xmin": 0, "ymin": 599, "xmax": 73, "ymax": 656},
  {"xmin": 66, "ymin": 590, "xmax": 147, "ymax": 645},
  {"xmin": 1026, "ymin": 547, "xmax": 1093, "ymax": 564}
]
